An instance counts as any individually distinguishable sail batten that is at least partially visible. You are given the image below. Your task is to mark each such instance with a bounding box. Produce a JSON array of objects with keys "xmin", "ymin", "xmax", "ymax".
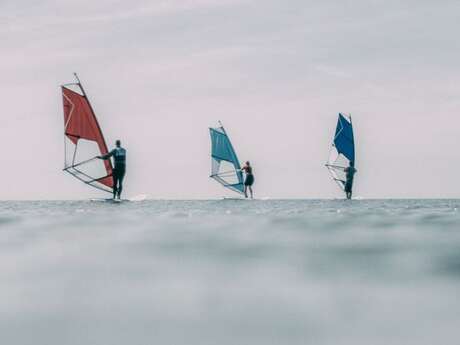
[
  {"xmin": 62, "ymin": 75, "xmax": 113, "ymax": 193},
  {"xmin": 326, "ymin": 113, "xmax": 355, "ymax": 193},
  {"xmin": 209, "ymin": 125, "xmax": 245, "ymax": 195}
]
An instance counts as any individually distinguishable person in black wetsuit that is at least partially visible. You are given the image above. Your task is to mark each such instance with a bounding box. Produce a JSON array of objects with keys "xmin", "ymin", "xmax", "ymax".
[
  {"xmin": 241, "ymin": 161, "xmax": 255, "ymax": 199},
  {"xmin": 98, "ymin": 140, "xmax": 126, "ymax": 200},
  {"xmin": 343, "ymin": 161, "xmax": 357, "ymax": 200}
]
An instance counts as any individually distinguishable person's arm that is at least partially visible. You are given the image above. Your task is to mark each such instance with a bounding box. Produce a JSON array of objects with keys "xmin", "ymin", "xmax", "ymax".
[{"xmin": 98, "ymin": 149, "xmax": 114, "ymax": 160}]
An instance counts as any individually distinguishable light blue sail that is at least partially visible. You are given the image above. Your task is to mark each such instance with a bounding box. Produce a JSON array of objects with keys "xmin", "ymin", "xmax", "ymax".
[{"xmin": 209, "ymin": 126, "xmax": 245, "ymax": 195}]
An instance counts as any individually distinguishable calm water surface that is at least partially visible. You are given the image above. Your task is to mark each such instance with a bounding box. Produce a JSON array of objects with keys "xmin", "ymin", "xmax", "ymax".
[{"xmin": 0, "ymin": 200, "xmax": 459, "ymax": 345}]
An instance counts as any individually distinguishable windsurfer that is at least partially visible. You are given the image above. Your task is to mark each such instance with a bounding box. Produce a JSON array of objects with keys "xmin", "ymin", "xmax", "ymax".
[
  {"xmin": 343, "ymin": 162, "xmax": 356, "ymax": 200},
  {"xmin": 241, "ymin": 161, "xmax": 254, "ymax": 199},
  {"xmin": 99, "ymin": 140, "xmax": 126, "ymax": 199}
]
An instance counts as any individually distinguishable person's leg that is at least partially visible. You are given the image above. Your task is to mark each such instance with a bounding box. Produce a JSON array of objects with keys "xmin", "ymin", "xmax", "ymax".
[
  {"xmin": 113, "ymin": 171, "xmax": 119, "ymax": 199},
  {"xmin": 244, "ymin": 185, "xmax": 248, "ymax": 198},
  {"xmin": 117, "ymin": 172, "xmax": 125, "ymax": 199},
  {"xmin": 249, "ymin": 186, "xmax": 253, "ymax": 199}
]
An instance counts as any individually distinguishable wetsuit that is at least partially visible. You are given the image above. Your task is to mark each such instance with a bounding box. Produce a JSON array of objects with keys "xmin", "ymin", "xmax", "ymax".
[
  {"xmin": 101, "ymin": 147, "xmax": 126, "ymax": 199},
  {"xmin": 243, "ymin": 166, "xmax": 255, "ymax": 186},
  {"xmin": 344, "ymin": 166, "xmax": 356, "ymax": 199}
]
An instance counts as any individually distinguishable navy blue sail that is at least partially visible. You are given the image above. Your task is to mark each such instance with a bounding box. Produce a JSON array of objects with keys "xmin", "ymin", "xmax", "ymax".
[
  {"xmin": 209, "ymin": 125, "xmax": 245, "ymax": 195},
  {"xmin": 334, "ymin": 113, "xmax": 355, "ymax": 164},
  {"xmin": 326, "ymin": 114, "xmax": 355, "ymax": 192}
]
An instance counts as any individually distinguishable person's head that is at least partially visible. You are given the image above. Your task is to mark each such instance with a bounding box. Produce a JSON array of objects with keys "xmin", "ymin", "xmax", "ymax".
[
  {"xmin": 246, "ymin": 161, "xmax": 251, "ymax": 166},
  {"xmin": 349, "ymin": 161, "xmax": 354, "ymax": 168},
  {"xmin": 115, "ymin": 140, "xmax": 121, "ymax": 147}
]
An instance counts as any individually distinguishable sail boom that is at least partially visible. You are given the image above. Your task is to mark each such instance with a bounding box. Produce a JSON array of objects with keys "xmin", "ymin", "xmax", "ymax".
[
  {"xmin": 210, "ymin": 169, "xmax": 241, "ymax": 177},
  {"xmin": 325, "ymin": 164, "xmax": 346, "ymax": 170},
  {"xmin": 63, "ymin": 167, "xmax": 113, "ymax": 194},
  {"xmin": 211, "ymin": 176, "xmax": 245, "ymax": 195}
]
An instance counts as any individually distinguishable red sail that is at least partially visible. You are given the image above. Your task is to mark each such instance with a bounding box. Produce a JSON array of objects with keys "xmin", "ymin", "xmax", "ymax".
[{"xmin": 62, "ymin": 86, "xmax": 113, "ymax": 188}]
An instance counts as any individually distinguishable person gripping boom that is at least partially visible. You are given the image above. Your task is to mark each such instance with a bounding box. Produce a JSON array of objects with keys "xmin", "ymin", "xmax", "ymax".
[
  {"xmin": 241, "ymin": 161, "xmax": 255, "ymax": 199},
  {"xmin": 98, "ymin": 140, "xmax": 126, "ymax": 200},
  {"xmin": 343, "ymin": 161, "xmax": 357, "ymax": 200}
]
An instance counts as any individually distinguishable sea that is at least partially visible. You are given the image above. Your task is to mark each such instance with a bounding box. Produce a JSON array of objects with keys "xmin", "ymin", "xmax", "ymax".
[{"xmin": 0, "ymin": 199, "xmax": 459, "ymax": 345}]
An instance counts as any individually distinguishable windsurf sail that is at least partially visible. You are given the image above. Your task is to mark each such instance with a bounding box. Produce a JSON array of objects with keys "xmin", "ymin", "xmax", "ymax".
[
  {"xmin": 209, "ymin": 124, "xmax": 245, "ymax": 195},
  {"xmin": 326, "ymin": 113, "xmax": 355, "ymax": 192},
  {"xmin": 61, "ymin": 73, "xmax": 113, "ymax": 193}
]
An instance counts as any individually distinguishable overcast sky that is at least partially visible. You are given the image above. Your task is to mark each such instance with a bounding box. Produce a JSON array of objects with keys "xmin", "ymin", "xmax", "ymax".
[{"xmin": 1, "ymin": 0, "xmax": 460, "ymax": 199}]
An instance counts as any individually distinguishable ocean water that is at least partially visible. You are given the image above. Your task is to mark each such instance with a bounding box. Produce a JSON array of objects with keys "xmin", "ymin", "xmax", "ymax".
[{"xmin": 0, "ymin": 199, "xmax": 459, "ymax": 345}]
